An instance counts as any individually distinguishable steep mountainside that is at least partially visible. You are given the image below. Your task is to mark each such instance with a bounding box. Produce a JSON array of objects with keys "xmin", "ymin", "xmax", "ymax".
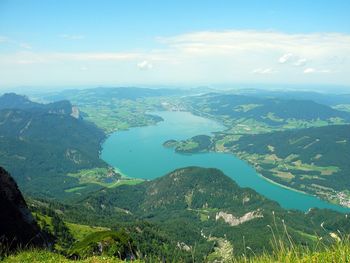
[
  {"xmin": 0, "ymin": 94, "xmax": 108, "ymax": 199},
  {"xmin": 73, "ymin": 167, "xmax": 350, "ymax": 259},
  {"xmin": 0, "ymin": 167, "xmax": 47, "ymax": 251}
]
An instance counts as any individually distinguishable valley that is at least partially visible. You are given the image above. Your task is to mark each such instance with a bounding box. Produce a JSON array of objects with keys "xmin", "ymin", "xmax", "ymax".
[
  {"xmin": 2, "ymin": 89, "xmax": 349, "ymax": 209},
  {"xmin": 2, "ymin": 2, "xmax": 350, "ymax": 261},
  {"xmin": 100, "ymin": 110, "xmax": 348, "ymax": 212},
  {"xmin": 160, "ymin": 93, "xmax": 350, "ymax": 207},
  {"xmin": 1, "ymin": 88, "xmax": 350, "ymax": 262}
]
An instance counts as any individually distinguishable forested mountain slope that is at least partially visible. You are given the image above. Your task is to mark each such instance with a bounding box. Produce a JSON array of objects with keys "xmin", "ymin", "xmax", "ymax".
[
  {"xmin": 69, "ymin": 167, "xmax": 350, "ymax": 260},
  {"xmin": 0, "ymin": 94, "xmax": 108, "ymax": 199},
  {"xmin": 187, "ymin": 93, "xmax": 350, "ymax": 130}
]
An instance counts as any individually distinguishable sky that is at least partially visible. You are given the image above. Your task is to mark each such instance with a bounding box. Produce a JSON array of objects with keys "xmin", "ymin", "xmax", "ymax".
[{"xmin": 0, "ymin": 0, "xmax": 350, "ymax": 89}]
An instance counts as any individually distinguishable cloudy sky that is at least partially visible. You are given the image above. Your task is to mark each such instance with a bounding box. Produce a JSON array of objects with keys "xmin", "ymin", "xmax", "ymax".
[{"xmin": 0, "ymin": 0, "xmax": 349, "ymax": 88}]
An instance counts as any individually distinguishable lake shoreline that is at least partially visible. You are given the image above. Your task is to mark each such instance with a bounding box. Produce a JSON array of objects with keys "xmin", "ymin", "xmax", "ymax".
[{"xmin": 100, "ymin": 110, "xmax": 349, "ymax": 213}]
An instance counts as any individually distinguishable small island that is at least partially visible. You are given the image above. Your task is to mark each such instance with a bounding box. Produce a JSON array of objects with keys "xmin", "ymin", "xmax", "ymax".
[{"xmin": 163, "ymin": 135, "xmax": 213, "ymax": 153}]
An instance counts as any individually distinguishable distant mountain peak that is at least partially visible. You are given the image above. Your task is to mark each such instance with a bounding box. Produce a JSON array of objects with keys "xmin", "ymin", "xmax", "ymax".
[{"xmin": 0, "ymin": 92, "xmax": 76, "ymax": 117}]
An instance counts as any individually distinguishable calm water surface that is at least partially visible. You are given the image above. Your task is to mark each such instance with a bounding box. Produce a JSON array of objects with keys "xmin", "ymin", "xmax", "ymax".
[{"xmin": 101, "ymin": 111, "xmax": 349, "ymax": 212}]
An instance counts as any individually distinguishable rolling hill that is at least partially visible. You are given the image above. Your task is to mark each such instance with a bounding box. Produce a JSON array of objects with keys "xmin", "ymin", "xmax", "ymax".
[
  {"xmin": 43, "ymin": 87, "xmax": 183, "ymax": 102},
  {"xmin": 187, "ymin": 93, "xmax": 350, "ymax": 130},
  {"xmin": 224, "ymin": 124, "xmax": 350, "ymax": 206}
]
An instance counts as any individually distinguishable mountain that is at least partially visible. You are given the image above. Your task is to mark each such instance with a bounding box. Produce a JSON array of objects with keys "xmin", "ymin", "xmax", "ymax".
[
  {"xmin": 71, "ymin": 167, "xmax": 349, "ymax": 260},
  {"xmin": 0, "ymin": 167, "xmax": 47, "ymax": 252},
  {"xmin": 43, "ymin": 87, "xmax": 184, "ymax": 102},
  {"xmin": 224, "ymin": 124, "xmax": 350, "ymax": 205},
  {"xmin": 187, "ymin": 93, "xmax": 350, "ymax": 127},
  {"xmin": 239, "ymin": 90, "xmax": 350, "ymax": 106},
  {"xmin": 0, "ymin": 94, "xmax": 108, "ymax": 199},
  {"xmin": 0, "ymin": 93, "xmax": 76, "ymax": 117},
  {"xmin": 2, "ymin": 166, "xmax": 349, "ymax": 261},
  {"xmin": 0, "ymin": 93, "xmax": 40, "ymax": 110}
]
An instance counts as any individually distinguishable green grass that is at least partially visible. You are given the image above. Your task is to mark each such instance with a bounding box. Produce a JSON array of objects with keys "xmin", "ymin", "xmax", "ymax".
[
  {"xmin": 65, "ymin": 168, "xmax": 144, "ymax": 192},
  {"xmin": 66, "ymin": 223, "xmax": 109, "ymax": 242},
  {"xmin": 233, "ymin": 104, "xmax": 262, "ymax": 113},
  {"xmin": 66, "ymin": 168, "xmax": 120, "ymax": 187},
  {"xmin": 2, "ymin": 250, "xmax": 136, "ymax": 262},
  {"xmin": 333, "ymin": 104, "xmax": 350, "ymax": 113},
  {"xmin": 3, "ymin": 239, "xmax": 350, "ymax": 262},
  {"xmin": 176, "ymin": 141, "xmax": 199, "ymax": 151},
  {"xmin": 77, "ymin": 98, "xmax": 163, "ymax": 133},
  {"xmin": 108, "ymin": 178, "xmax": 144, "ymax": 188},
  {"xmin": 64, "ymin": 186, "xmax": 87, "ymax": 193},
  {"xmin": 33, "ymin": 213, "xmax": 109, "ymax": 243},
  {"xmin": 232, "ymin": 239, "xmax": 350, "ymax": 263}
]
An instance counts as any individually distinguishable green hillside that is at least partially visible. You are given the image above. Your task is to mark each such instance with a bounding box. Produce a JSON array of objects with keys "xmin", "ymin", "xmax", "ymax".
[
  {"xmin": 220, "ymin": 125, "xmax": 350, "ymax": 206},
  {"xmin": 186, "ymin": 93, "xmax": 350, "ymax": 134},
  {"xmin": 51, "ymin": 167, "xmax": 349, "ymax": 261},
  {"xmin": 2, "ymin": 166, "xmax": 350, "ymax": 262},
  {"xmin": 0, "ymin": 94, "xmax": 110, "ymax": 199}
]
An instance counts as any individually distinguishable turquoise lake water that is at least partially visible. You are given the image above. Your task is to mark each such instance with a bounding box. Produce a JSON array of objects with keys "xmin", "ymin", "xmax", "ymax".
[{"xmin": 101, "ymin": 111, "xmax": 349, "ymax": 212}]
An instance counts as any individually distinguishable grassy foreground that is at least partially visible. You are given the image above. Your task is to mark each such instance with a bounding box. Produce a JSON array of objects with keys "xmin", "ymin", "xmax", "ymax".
[
  {"xmin": 3, "ymin": 240, "xmax": 350, "ymax": 263},
  {"xmin": 2, "ymin": 250, "xmax": 132, "ymax": 263}
]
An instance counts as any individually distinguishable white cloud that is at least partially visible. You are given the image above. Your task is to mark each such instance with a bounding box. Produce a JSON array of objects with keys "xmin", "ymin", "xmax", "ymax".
[
  {"xmin": 279, "ymin": 53, "xmax": 307, "ymax": 67},
  {"xmin": 252, "ymin": 68, "xmax": 277, "ymax": 74},
  {"xmin": 1, "ymin": 30, "xmax": 350, "ymax": 86},
  {"xmin": 303, "ymin": 68, "xmax": 331, "ymax": 74},
  {"xmin": 19, "ymin": 43, "xmax": 32, "ymax": 49},
  {"xmin": 0, "ymin": 36, "xmax": 10, "ymax": 43},
  {"xmin": 158, "ymin": 31, "xmax": 350, "ymax": 57},
  {"xmin": 59, "ymin": 34, "xmax": 85, "ymax": 40},
  {"xmin": 1, "ymin": 51, "xmax": 140, "ymax": 64},
  {"xmin": 0, "ymin": 36, "xmax": 32, "ymax": 50},
  {"xmin": 279, "ymin": 53, "xmax": 293, "ymax": 64},
  {"xmin": 304, "ymin": 68, "xmax": 316, "ymax": 74},
  {"xmin": 294, "ymin": 58, "xmax": 307, "ymax": 67},
  {"xmin": 137, "ymin": 60, "xmax": 153, "ymax": 70}
]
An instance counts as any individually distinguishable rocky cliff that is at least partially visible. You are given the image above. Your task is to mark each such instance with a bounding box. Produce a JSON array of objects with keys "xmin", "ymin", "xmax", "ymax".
[{"xmin": 0, "ymin": 167, "xmax": 46, "ymax": 251}]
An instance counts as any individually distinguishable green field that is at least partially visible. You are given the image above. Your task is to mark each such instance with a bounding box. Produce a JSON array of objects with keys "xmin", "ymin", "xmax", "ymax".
[
  {"xmin": 64, "ymin": 168, "xmax": 144, "ymax": 193},
  {"xmin": 65, "ymin": 94, "xmax": 173, "ymax": 133},
  {"xmin": 334, "ymin": 104, "xmax": 350, "ymax": 113}
]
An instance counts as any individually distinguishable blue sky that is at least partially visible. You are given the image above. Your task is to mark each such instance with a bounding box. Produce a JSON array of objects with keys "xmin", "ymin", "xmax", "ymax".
[{"xmin": 1, "ymin": 0, "xmax": 350, "ymax": 88}]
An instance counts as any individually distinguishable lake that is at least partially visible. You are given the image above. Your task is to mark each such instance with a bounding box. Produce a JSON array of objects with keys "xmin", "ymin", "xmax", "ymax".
[{"xmin": 101, "ymin": 111, "xmax": 349, "ymax": 212}]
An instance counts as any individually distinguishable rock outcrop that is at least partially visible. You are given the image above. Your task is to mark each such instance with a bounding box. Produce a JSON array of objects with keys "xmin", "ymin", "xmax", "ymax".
[
  {"xmin": 0, "ymin": 166, "xmax": 46, "ymax": 251},
  {"xmin": 216, "ymin": 210, "xmax": 263, "ymax": 226}
]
